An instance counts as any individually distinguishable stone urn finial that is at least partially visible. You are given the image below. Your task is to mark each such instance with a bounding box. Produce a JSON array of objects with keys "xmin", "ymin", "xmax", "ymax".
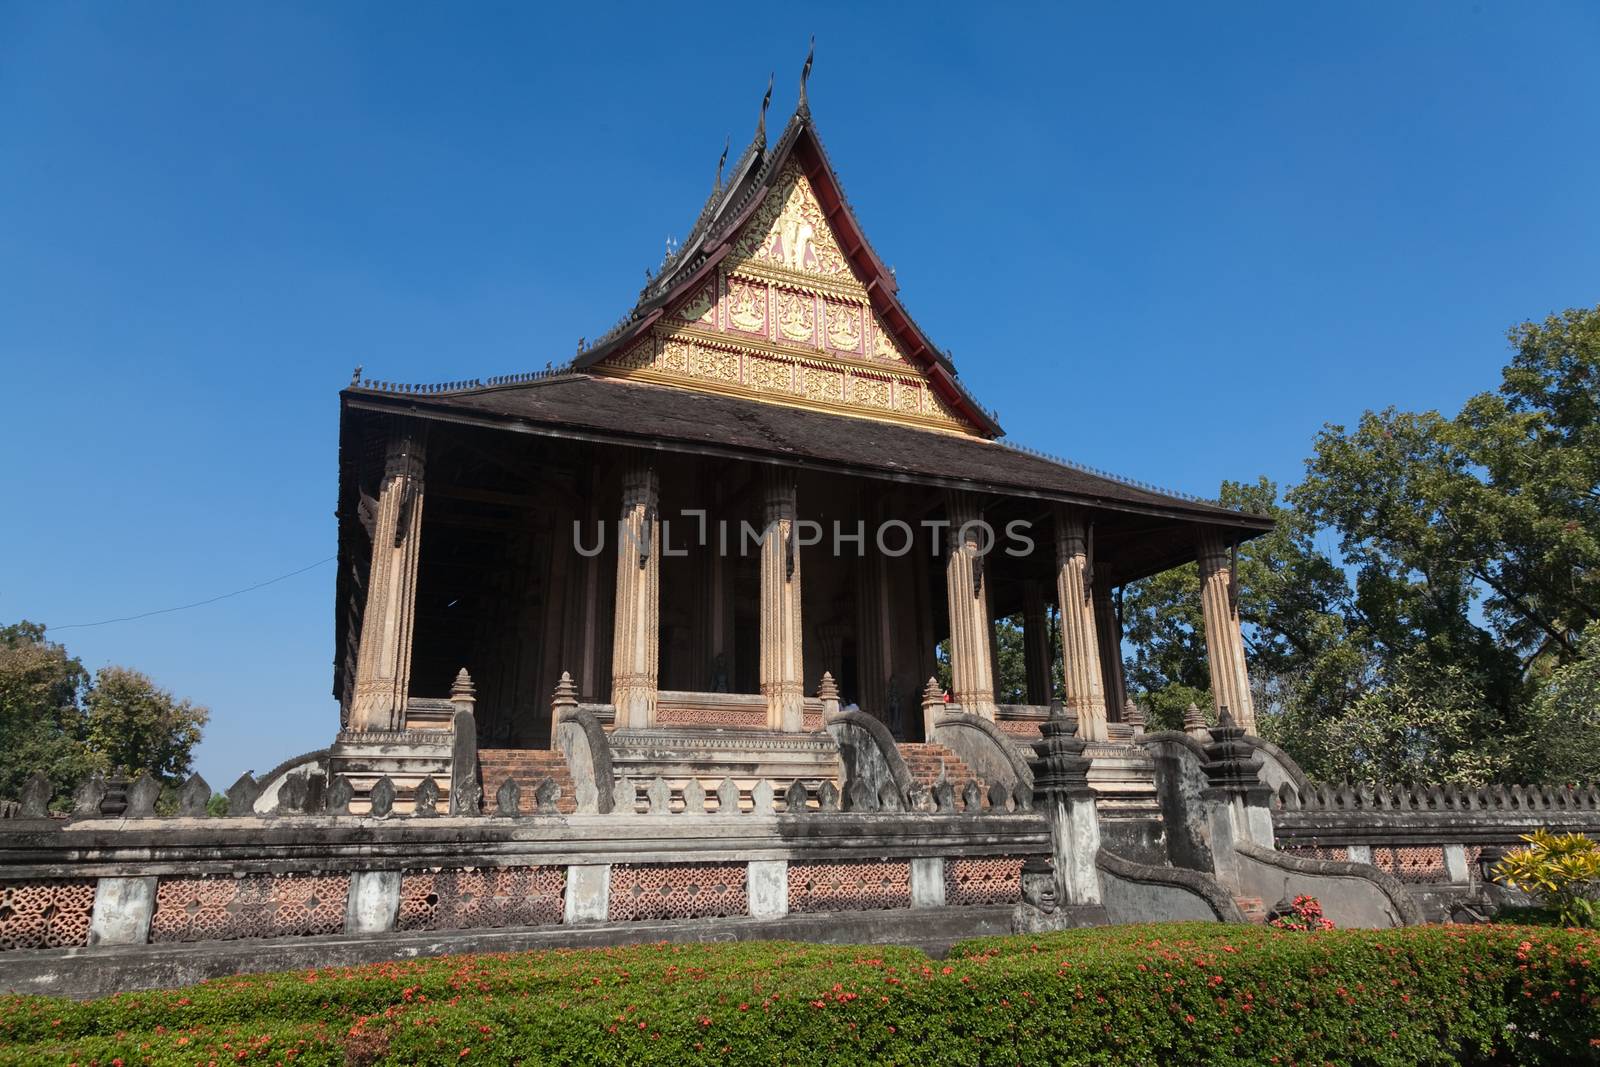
[
  {"xmin": 451, "ymin": 668, "xmax": 477, "ymax": 716},
  {"xmin": 551, "ymin": 670, "xmax": 579, "ymax": 719},
  {"xmin": 1123, "ymin": 697, "xmax": 1145, "ymax": 735},
  {"xmin": 921, "ymin": 676, "xmax": 945, "ymax": 739},
  {"xmin": 1183, "ymin": 701, "xmax": 1209, "ymax": 740},
  {"xmin": 818, "ymin": 671, "xmax": 840, "ymax": 720}
]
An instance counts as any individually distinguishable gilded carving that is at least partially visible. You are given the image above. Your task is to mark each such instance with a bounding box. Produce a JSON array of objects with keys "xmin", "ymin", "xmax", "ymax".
[
  {"xmin": 926, "ymin": 389, "xmax": 964, "ymax": 424},
  {"xmin": 732, "ymin": 162, "xmax": 849, "ymax": 279},
  {"xmin": 774, "ymin": 289, "xmax": 815, "ymax": 344},
  {"xmin": 748, "ymin": 355, "xmax": 797, "ymax": 394},
  {"xmin": 659, "ymin": 339, "xmax": 691, "ymax": 375},
  {"xmin": 852, "ymin": 374, "xmax": 892, "ymax": 410},
  {"xmin": 726, "ymin": 276, "xmax": 768, "ymax": 335},
  {"xmin": 617, "ymin": 338, "xmax": 655, "ymax": 370},
  {"xmin": 824, "ymin": 301, "xmax": 863, "ymax": 353},
  {"xmin": 675, "ymin": 282, "xmax": 716, "ymax": 326},
  {"xmin": 895, "ymin": 380, "xmax": 922, "ymax": 413},
  {"xmin": 802, "ymin": 365, "xmax": 844, "ymax": 404},
  {"xmin": 873, "ymin": 314, "xmax": 909, "ymax": 364},
  {"xmin": 694, "ymin": 346, "xmax": 740, "ymax": 383}
]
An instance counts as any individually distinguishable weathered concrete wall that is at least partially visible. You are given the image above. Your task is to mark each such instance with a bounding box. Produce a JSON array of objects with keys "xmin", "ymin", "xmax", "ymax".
[
  {"xmin": 1233, "ymin": 841, "xmax": 1418, "ymax": 928},
  {"xmin": 0, "ymin": 907, "xmax": 1018, "ymax": 999},
  {"xmin": 1096, "ymin": 850, "xmax": 1242, "ymax": 924},
  {"xmin": 827, "ymin": 711, "xmax": 913, "ymax": 807},
  {"xmin": 1140, "ymin": 732, "xmax": 1213, "ymax": 871}
]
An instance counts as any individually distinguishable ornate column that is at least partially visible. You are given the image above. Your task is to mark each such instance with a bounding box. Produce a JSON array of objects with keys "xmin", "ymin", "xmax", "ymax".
[
  {"xmin": 943, "ymin": 491, "xmax": 997, "ymax": 720},
  {"xmin": 611, "ymin": 460, "xmax": 660, "ymax": 730},
  {"xmin": 1053, "ymin": 505, "xmax": 1107, "ymax": 741},
  {"xmin": 759, "ymin": 468, "xmax": 805, "ymax": 731},
  {"xmin": 1196, "ymin": 528, "xmax": 1256, "ymax": 734},
  {"xmin": 350, "ymin": 423, "xmax": 426, "ymax": 732},
  {"xmin": 1092, "ymin": 574, "xmax": 1128, "ymax": 723},
  {"xmin": 1021, "ymin": 579, "xmax": 1052, "ymax": 706}
]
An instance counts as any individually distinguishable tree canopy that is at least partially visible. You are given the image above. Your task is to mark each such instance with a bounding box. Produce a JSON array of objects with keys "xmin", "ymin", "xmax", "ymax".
[
  {"xmin": 0, "ymin": 622, "xmax": 209, "ymax": 809},
  {"xmin": 1124, "ymin": 304, "xmax": 1600, "ymax": 785}
]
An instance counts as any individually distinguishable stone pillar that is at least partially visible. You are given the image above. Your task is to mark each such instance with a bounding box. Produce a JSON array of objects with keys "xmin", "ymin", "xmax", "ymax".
[
  {"xmin": 1092, "ymin": 575, "xmax": 1128, "ymax": 723},
  {"xmin": 1200, "ymin": 709, "xmax": 1275, "ymax": 854},
  {"xmin": 350, "ymin": 424, "xmax": 426, "ymax": 732},
  {"xmin": 564, "ymin": 864, "xmax": 611, "ymax": 923},
  {"xmin": 345, "ymin": 870, "xmax": 401, "ymax": 934},
  {"xmin": 611, "ymin": 461, "xmax": 661, "ymax": 730},
  {"xmin": 88, "ymin": 876, "xmax": 157, "ymax": 946},
  {"xmin": 760, "ymin": 469, "xmax": 805, "ymax": 731},
  {"xmin": 747, "ymin": 859, "xmax": 789, "ymax": 919},
  {"xmin": 1053, "ymin": 505, "xmax": 1107, "ymax": 742},
  {"xmin": 944, "ymin": 491, "xmax": 997, "ymax": 720},
  {"xmin": 1029, "ymin": 705, "xmax": 1103, "ymax": 907},
  {"xmin": 855, "ymin": 541, "xmax": 892, "ymax": 719},
  {"xmin": 1022, "ymin": 580, "xmax": 1052, "ymax": 706},
  {"xmin": 1197, "ymin": 528, "xmax": 1256, "ymax": 734},
  {"xmin": 910, "ymin": 857, "xmax": 946, "ymax": 907}
]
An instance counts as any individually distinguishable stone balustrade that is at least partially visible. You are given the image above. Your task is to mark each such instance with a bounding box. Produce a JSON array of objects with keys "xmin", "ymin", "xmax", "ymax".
[{"xmin": 0, "ymin": 765, "xmax": 1046, "ymax": 984}]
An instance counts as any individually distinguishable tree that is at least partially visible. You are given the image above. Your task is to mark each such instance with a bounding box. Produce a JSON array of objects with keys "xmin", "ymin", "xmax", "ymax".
[
  {"xmin": 0, "ymin": 622, "xmax": 94, "ymax": 805},
  {"xmin": 83, "ymin": 667, "xmax": 208, "ymax": 783},
  {"xmin": 1513, "ymin": 623, "xmax": 1600, "ymax": 785},
  {"xmin": 1122, "ymin": 478, "xmax": 1361, "ymax": 736},
  {"xmin": 0, "ymin": 621, "xmax": 210, "ymax": 807}
]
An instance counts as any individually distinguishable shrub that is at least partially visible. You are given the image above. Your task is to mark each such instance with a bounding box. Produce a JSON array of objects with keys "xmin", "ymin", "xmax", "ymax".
[
  {"xmin": 1266, "ymin": 893, "xmax": 1335, "ymax": 931},
  {"xmin": 1494, "ymin": 829, "xmax": 1600, "ymax": 928},
  {"xmin": 0, "ymin": 925, "xmax": 1596, "ymax": 1065}
]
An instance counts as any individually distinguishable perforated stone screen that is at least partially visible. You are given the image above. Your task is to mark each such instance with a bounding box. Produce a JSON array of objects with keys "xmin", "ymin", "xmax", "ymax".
[
  {"xmin": 607, "ymin": 863, "xmax": 747, "ymax": 921},
  {"xmin": 398, "ymin": 867, "xmax": 564, "ymax": 931},
  {"xmin": 0, "ymin": 880, "xmax": 95, "ymax": 951},
  {"xmin": 787, "ymin": 861, "xmax": 911, "ymax": 912},
  {"xmin": 149, "ymin": 873, "xmax": 349, "ymax": 943},
  {"xmin": 1283, "ymin": 846, "xmax": 1350, "ymax": 863},
  {"xmin": 1371, "ymin": 845, "xmax": 1448, "ymax": 884},
  {"xmin": 945, "ymin": 857, "xmax": 1024, "ymax": 906}
]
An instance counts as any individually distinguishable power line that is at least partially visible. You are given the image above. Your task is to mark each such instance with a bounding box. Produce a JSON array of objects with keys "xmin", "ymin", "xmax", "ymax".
[{"xmin": 50, "ymin": 556, "xmax": 336, "ymax": 631}]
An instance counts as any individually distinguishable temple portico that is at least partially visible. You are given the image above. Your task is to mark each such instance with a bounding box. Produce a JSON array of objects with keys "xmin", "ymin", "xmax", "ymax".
[{"xmin": 328, "ymin": 98, "xmax": 1274, "ymax": 818}]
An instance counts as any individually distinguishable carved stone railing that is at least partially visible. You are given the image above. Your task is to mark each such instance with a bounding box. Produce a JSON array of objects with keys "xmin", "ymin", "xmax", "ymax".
[
  {"xmin": 1272, "ymin": 779, "xmax": 1600, "ymax": 917},
  {"xmin": 1277, "ymin": 780, "xmax": 1600, "ymax": 814},
  {"xmin": 0, "ymin": 775, "xmax": 1047, "ymax": 993}
]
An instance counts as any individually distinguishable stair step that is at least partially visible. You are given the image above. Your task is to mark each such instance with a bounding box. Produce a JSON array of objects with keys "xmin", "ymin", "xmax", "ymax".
[
  {"xmin": 1233, "ymin": 896, "xmax": 1268, "ymax": 923},
  {"xmin": 477, "ymin": 749, "xmax": 578, "ymax": 815},
  {"xmin": 895, "ymin": 743, "xmax": 981, "ymax": 791}
]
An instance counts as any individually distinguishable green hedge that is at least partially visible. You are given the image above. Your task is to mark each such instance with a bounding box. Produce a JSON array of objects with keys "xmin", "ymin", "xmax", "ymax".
[{"xmin": 1, "ymin": 924, "xmax": 1596, "ymax": 1065}]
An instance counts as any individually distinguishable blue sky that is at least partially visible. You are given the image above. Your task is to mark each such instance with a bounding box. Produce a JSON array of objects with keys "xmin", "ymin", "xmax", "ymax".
[{"xmin": 2, "ymin": 2, "xmax": 1597, "ymax": 787}]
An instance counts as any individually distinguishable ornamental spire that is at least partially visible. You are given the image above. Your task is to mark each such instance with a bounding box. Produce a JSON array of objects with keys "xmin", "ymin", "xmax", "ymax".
[
  {"xmin": 798, "ymin": 36, "xmax": 815, "ymax": 114},
  {"xmin": 756, "ymin": 71, "xmax": 773, "ymax": 144}
]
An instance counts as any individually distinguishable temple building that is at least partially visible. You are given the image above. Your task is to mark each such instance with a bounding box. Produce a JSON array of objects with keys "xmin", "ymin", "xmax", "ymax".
[{"xmin": 330, "ymin": 88, "xmax": 1273, "ymax": 820}]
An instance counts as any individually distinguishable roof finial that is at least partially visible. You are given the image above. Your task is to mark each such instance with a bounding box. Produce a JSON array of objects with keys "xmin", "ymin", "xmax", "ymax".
[
  {"xmin": 756, "ymin": 71, "xmax": 773, "ymax": 143},
  {"xmin": 714, "ymin": 135, "xmax": 729, "ymax": 191},
  {"xmin": 798, "ymin": 36, "xmax": 815, "ymax": 114},
  {"xmin": 350, "ymin": 364, "xmax": 363, "ymax": 386}
]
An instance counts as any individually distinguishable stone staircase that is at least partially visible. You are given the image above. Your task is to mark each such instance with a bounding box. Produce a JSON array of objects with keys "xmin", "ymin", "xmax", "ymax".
[
  {"xmin": 476, "ymin": 749, "xmax": 578, "ymax": 814},
  {"xmin": 896, "ymin": 743, "xmax": 980, "ymax": 790}
]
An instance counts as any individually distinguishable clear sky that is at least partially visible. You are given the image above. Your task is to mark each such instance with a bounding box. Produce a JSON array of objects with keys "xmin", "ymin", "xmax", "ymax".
[{"xmin": 2, "ymin": 2, "xmax": 1597, "ymax": 787}]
